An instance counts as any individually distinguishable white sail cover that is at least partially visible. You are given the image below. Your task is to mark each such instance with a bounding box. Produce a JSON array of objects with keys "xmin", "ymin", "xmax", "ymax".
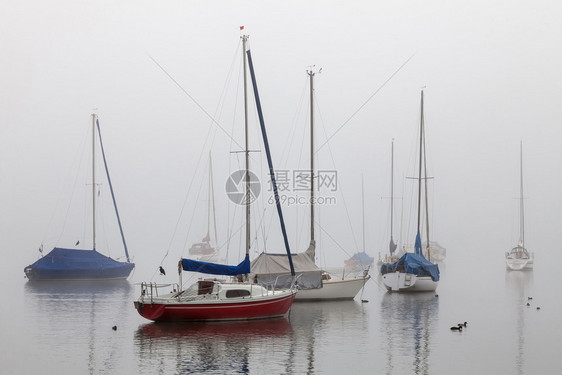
[{"xmin": 250, "ymin": 241, "xmax": 323, "ymax": 289}]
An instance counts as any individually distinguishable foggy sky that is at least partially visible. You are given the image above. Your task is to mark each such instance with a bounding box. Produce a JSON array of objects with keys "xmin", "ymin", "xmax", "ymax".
[{"xmin": 1, "ymin": 0, "xmax": 562, "ymax": 283}]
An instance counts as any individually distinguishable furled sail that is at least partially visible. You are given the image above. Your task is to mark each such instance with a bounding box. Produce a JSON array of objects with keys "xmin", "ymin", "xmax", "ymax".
[
  {"xmin": 389, "ymin": 238, "xmax": 397, "ymax": 254},
  {"xmin": 181, "ymin": 254, "xmax": 250, "ymax": 276}
]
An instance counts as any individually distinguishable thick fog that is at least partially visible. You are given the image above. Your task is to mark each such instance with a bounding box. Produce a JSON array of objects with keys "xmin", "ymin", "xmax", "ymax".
[{"xmin": 2, "ymin": 0, "xmax": 562, "ymax": 284}]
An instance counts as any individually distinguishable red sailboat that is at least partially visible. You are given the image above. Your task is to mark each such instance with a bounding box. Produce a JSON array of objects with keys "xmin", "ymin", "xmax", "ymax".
[
  {"xmin": 134, "ymin": 35, "xmax": 297, "ymax": 322},
  {"xmin": 134, "ymin": 276, "xmax": 296, "ymax": 322}
]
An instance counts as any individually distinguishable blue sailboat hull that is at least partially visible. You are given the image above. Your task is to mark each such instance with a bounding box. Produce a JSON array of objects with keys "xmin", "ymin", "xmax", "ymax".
[{"xmin": 24, "ymin": 247, "xmax": 134, "ymax": 281}]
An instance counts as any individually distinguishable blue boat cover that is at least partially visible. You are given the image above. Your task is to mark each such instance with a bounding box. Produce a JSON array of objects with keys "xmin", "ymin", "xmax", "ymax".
[
  {"xmin": 380, "ymin": 252, "xmax": 440, "ymax": 282},
  {"xmin": 24, "ymin": 247, "xmax": 134, "ymax": 280},
  {"xmin": 182, "ymin": 254, "xmax": 250, "ymax": 276},
  {"xmin": 414, "ymin": 232, "xmax": 423, "ymax": 256}
]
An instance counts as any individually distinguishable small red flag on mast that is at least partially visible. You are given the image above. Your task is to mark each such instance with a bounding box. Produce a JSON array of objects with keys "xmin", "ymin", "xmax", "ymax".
[{"xmin": 240, "ymin": 26, "xmax": 244, "ymax": 30}]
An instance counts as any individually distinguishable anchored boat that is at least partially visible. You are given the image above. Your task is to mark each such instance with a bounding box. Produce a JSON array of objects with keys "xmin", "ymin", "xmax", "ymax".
[
  {"xmin": 135, "ymin": 35, "xmax": 297, "ymax": 321},
  {"xmin": 380, "ymin": 91, "xmax": 440, "ymax": 292},
  {"xmin": 24, "ymin": 115, "xmax": 134, "ymax": 281}
]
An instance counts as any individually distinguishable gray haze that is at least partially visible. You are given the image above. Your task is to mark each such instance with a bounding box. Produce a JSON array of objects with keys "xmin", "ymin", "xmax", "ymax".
[{"xmin": 2, "ymin": 2, "xmax": 562, "ymax": 289}]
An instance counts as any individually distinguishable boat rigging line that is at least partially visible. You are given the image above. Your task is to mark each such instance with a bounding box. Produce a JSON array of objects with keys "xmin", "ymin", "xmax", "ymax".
[
  {"xmin": 317, "ymin": 220, "xmax": 353, "ymax": 259},
  {"xmin": 146, "ymin": 53, "xmax": 244, "ymax": 151},
  {"xmin": 315, "ymin": 52, "xmax": 416, "ymax": 153},
  {"xmin": 316, "ymin": 92, "xmax": 361, "ymax": 253},
  {"xmin": 149, "ymin": 42, "xmax": 245, "ymax": 277}
]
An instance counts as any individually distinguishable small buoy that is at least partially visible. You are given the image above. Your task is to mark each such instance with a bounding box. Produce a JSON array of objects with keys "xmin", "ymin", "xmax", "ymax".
[{"xmin": 112, "ymin": 325, "xmax": 117, "ymax": 331}]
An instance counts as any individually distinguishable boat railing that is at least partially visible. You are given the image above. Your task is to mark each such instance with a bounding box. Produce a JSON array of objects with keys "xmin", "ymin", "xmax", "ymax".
[
  {"xmin": 272, "ymin": 274, "xmax": 301, "ymax": 293},
  {"xmin": 270, "ymin": 276, "xmax": 280, "ymax": 293},
  {"xmin": 139, "ymin": 282, "xmax": 179, "ymax": 304}
]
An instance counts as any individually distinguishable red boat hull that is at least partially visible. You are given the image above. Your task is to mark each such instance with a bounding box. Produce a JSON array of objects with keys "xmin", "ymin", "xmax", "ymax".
[{"xmin": 134, "ymin": 292, "xmax": 296, "ymax": 322}]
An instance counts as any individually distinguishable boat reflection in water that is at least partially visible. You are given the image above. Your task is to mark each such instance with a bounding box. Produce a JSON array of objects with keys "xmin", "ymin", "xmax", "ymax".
[
  {"xmin": 380, "ymin": 292, "xmax": 439, "ymax": 375},
  {"xmin": 283, "ymin": 301, "xmax": 369, "ymax": 373},
  {"xmin": 24, "ymin": 279, "xmax": 132, "ymax": 295},
  {"xmin": 505, "ymin": 270, "xmax": 533, "ymax": 375},
  {"xmin": 24, "ymin": 280, "xmax": 133, "ymax": 374},
  {"xmin": 135, "ymin": 319, "xmax": 293, "ymax": 374},
  {"xmin": 134, "ymin": 300, "xmax": 370, "ymax": 374}
]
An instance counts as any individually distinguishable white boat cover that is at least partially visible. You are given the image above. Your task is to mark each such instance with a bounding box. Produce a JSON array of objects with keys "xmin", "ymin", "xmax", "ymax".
[{"xmin": 250, "ymin": 241, "xmax": 323, "ymax": 289}]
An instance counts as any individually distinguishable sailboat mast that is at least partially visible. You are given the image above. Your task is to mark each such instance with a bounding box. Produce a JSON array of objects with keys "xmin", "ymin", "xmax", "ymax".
[
  {"xmin": 91, "ymin": 113, "xmax": 96, "ymax": 251},
  {"xmin": 308, "ymin": 69, "xmax": 315, "ymax": 243},
  {"xmin": 242, "ymin": 34, "xmax": 250, "ymax": 257},
  {"xmin": 210, "ymin": 153, "xmax": 218, "ymax": 246},
  {"xmin": 390, "ymin": 139, "xmax": 394, "ymax": 244},
  {"xmin": 362, "ymin": 174, "xmax": 365, "ymax": 252},
  {"xmin": 206, "ymin": 152, "xmax": 211, "ymax": 241},
  {"xmin": 520, "ymin": 141, "xmax": 524, "ymax": 247},
  {"xmin": 416, "ymin": 92, "xmax": 424, "ymax": 235},
  {"xmin": 422, "ymin": 110, "xmax": 431, "ymax": 260}
]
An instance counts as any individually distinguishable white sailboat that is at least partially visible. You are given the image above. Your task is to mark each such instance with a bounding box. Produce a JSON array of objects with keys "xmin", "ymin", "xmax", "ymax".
[
  {"xmin": 505, "ymin": 142, "xmax": 534, "ymax": 271},
  {"xmin": 188, "ymin": 153, "xmax": 219, "ymax": 261},
  {"xmin": 251, "ymin": 68, "xmax": 370, "ymax": 300},
  {"xmin": 380, "ymin": 90, "xmax": 440, "ymax": 292},
  {"xmin": 378, "ymin": 139, "xmax": 402, "ymax": 271},
  {"xmin": 345, "ymin": 176, "xmax": 375, "ymax": 274}
]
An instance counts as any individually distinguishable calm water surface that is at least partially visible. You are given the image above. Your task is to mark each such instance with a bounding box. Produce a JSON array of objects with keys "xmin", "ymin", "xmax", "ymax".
[{"xmin": 2, "ymin": 252, "xmax": 561, "ymax": 374}]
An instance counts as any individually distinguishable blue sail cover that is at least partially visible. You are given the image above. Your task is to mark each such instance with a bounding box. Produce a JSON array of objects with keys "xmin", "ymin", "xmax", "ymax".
[
  {"xmin": 380, "ymin": 252, "xmax": 440, "ymax": 282},
  {"xmin": 414, "ymin": 232, "xmax": 423, "ymax": 256},
  {"xmin": 24, "ymin": 247, "xmax": 134, "ymax": 280},
  {"xmin": 182, "ymin": 254, "xmax": 250, "ymax": 276}
]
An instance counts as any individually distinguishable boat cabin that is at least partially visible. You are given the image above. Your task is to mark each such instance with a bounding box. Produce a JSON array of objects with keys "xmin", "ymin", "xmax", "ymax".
[
  {"xmin": 188, "ymin": 242, "xmax": 215, "ymax": 256},
  {"xmin": 507, "ymin": 246, "xmax": 530, "ymax": 259},
  {"xmin": 194, "ymin": 280, "xmax": 270, "ymax": 299}
]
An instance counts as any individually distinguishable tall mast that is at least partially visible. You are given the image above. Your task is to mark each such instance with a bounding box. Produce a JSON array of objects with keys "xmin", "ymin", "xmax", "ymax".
[
  {"xmin": 206, "ymin": 152, "xmax": 211, "ymax": 241},
  {"xmin": 520, "ymin": 141, "xmax": 524, "ymax": 247},
  {"xmin": 307, "ymin": 69, "xmax": 315, "ymax": 243},
  {"xmin": 422, "ymin": 106, "xmax": 431, "ymax": 261},
  {"xmin": 362, "ymin": 174, "xmax": 365, "ymax": 252},
  {"xmin": 96, "ymin": 117, "xmax": 131, "ymax": 262},
  {"xmin": 242, "ymin": 34, "xmax": 250, "ymax": 257},
  {"xmin": 416, "ymin": 91, "xmax": 424, "ymax": 236},
  {"xmin": 210, "ymin": 152, "xmax": 218, "ymax": 246},
  {"xmin": 91, "ymin": 113, "xmax": 96, "ymax": 251},
  {"xmin": 390, "ymin": 139, "xmax": 395, "ymax": 245}
]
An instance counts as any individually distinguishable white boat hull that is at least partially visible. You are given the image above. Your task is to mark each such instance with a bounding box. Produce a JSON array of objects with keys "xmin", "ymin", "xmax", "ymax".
[
  {"xmin": 382, "ymin": 272, "xmax": 438, "ymax": 292},
  {"xmin": 505, "ymin": 253, "xmax": 534, "ymax": 270},
  {"xmin": 295, "ymin": 275, "xmax": 370, "ymax": 301}
]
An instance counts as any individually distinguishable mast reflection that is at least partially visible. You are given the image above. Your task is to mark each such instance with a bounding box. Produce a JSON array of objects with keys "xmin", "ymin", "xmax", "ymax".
[
  {"xmin": 380, "ymin": 293, "xmax": 439, "ymax": 375},
  {"xmin": 24, "ymin": 280, "xmax": 133, "ymax": 374},
  {"xmin": 505, "ymin": 270, "xmax": 533, "ymax": 375},
  {"xmin": 135, "ymin": 319, "xmax": 293, "ymax": 374}
]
